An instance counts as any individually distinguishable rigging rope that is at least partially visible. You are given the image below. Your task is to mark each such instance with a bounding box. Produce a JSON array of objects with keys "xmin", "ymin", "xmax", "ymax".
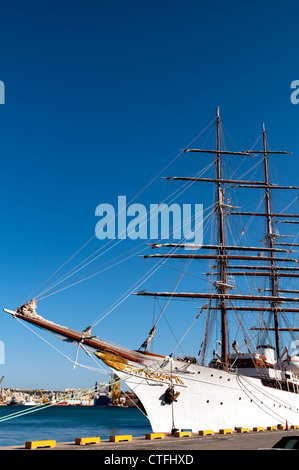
[
  {"xmin": 33, "ymin": 160, "xmax": 216, "ymax": 301},
  {"xmin": 91, "ymin": 204, "xmax": 215, "ymax": 328},
  {"xmin": 239, "ymin": 374, "xmax": 299, "ymax": 420},
  {"xmin": 2, "ymin": 315, "xmax": 175, "ymax": 424},
  {"xmin": 35, "ymin": 202, "xmax": 215, "ymax": 336},
  {"xmin": 22, "ymin": 118, "xmax": 216, "ymax": 306}
]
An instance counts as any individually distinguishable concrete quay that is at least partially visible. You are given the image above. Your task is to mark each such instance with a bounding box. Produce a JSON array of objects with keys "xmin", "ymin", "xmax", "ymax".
[{"xmin": 1, "ymin": 429, "xmax": 298, "ymax": 451}]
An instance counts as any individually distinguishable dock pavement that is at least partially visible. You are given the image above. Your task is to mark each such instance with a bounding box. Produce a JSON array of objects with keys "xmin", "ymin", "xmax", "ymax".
[{"xmin": 0, "ymin": 428, "xmax": 298, "ymax": 451}]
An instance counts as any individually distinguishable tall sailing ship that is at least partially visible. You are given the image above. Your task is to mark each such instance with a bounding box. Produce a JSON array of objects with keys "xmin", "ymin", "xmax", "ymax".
[{"xmin": 4, "ymin": 107, "xmax": 299, "ymax": 432}]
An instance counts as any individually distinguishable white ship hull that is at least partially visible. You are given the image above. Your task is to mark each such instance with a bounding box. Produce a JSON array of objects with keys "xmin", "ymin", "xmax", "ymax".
[
  {"xmin": 116, "ymin": 357, "xmax": 299, "ymax": 432},
  {"xmin": 3, "ymin": 308, "xmax": 299, "ymax": 432}
]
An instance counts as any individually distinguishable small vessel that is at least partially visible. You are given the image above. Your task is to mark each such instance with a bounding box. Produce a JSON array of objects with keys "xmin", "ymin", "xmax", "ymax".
[
  {"xmin": 3, "ymin": 107, "xmax": 299, "ymax": 432},
  {"xmin": 7, "ymin": 397, "xmax": 19, "ymax": 406},
  {"xmin": 93, "ymin": 394, "xmax": 111, "ymax": 407},
  {"xmin": 22, "ymin": 400, "xmax": 39, "ymax": 406}
]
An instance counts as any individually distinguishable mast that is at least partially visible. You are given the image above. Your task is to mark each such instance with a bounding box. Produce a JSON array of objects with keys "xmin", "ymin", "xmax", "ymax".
[
  {"xmin": 262, "ymin": 123, "xmax": 281, "ymax": 359},
  {"xmin": 136, "ymin": 109, "xmax": 296, "ymax": 369},
  {"xmin": 215, "ymin": 107, "xmax": 228, "ymax": 370}
]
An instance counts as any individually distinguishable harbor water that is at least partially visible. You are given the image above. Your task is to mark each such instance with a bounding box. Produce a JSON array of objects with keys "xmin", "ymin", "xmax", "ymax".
[{"xmin": 0, "ymin": 405, "xmax": 151, "ymax": 447}]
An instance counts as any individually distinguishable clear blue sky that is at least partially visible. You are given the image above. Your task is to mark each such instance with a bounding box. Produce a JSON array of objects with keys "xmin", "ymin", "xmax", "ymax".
[{"xmin": 1, "ymin": 0, "xmax": 299, "ymax": 390}]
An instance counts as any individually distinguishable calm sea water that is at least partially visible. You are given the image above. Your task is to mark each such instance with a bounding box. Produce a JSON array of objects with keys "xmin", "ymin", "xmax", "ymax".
[{"xmin": 0, "ymin": 405, "xmax": 152, "ymax": 447}]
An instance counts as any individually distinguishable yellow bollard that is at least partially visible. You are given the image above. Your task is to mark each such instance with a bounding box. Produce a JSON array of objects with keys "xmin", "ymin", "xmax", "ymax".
[
  {"xmin": 174, "ymin": 431, "xmax": 191, "ymax": 437},
  {"xmin": 145, "ymin": 433, "xmax": 165, "ymax": 440},
  {"xmin": 25, "ymin": 440, "xmax": 56, "ymax": 449},
  {"xmin": 110, "ymin": 435, "xmax": 132, "ymax": 442},
  {"xmin": 198, "ymin": 430, "xmax": 214, "ymax": 436},
  {"xmin": 75, "ymin": 436, "xmax": 101, "ymax": 445},
  {"xmin": 219, "ymin": 429, "xmax": 233, "ymax": 434}
]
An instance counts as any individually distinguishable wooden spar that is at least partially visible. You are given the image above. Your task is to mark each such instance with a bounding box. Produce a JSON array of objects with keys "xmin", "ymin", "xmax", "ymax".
[
  {"xmin": 245, "ymin": 150, "xmax": 291, "ymax": 154},
  {"xmin": 136, "ymin": 291, "xmax": 299, "ymax": 302},
  {"xmin": 183, "ymin": 149, "xmax": 255, "ymax": 156},
  {"xmin": 275, "ymin": 243, "xmax": 299, "ymax": 247},
  {"xmin": 211, "ymin": 271, "xmax": 299, "ymax": 278},
  {"xmin": 230, "ymin": 212, "xmax": 299, "ymax": 218},
  {"xmin": 232, "ymin": 184, "xmax": 299, "ymax": 190},
  {"xmin": 276, "ymin": 220, "xmax": 299, "ymax": 224},
  {"xmin": 150, "ymin": 243, "xmax": 293, "ymax": 253},
  {"xmin": 265, "ymin": 289, "xmax": 299, "ymax": 294},
  {"xmin": 164, "ymin": 176, "xmax": 299, "ymax": 190},
  {"xmin": 2, "ymin": 310, "xmax": 144, "ymax": 363},
  {"xmin": 183, "ymin": 149, "xmax": 290, "ymax": 156},
  {"xmin": 164, "ymin": 177, "xmax": 266, "ymax": 185},
  {"xmin": 214, "ymin": 107, "xmax": 227, "ymax": 369},
  {"xmin": 142, "ymin": 253, "xmax": 299, "ymax": 263},
  {"xmin": 251, "ymin": 328, "xmax": 299, "ymax": 331},
  {"xmin": 205, "ymin": 306, "xmax": 299, "ymax": 313},
  {"xmin": 262, "ymin": 122, "xmax": 280, "ymax": 358},
  {"xmin": 225, "ymin": 265, "xmax": 299, "ymax": 271}
]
